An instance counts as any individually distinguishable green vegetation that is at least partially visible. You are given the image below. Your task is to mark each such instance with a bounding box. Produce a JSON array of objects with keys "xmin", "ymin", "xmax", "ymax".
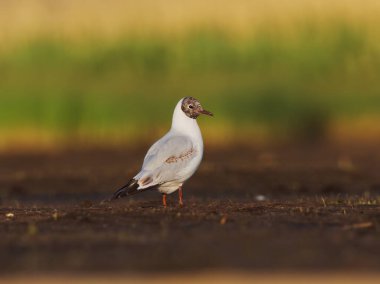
[{"xmin": 1, "ymin": 22, "xmax": 380, "ymax": 146}]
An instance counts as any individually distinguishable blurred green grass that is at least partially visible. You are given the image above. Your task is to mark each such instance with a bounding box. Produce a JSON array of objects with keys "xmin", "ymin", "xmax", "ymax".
[{"xmin": 1, "ymin": 22, "xmax": 380, "ymax": 147}]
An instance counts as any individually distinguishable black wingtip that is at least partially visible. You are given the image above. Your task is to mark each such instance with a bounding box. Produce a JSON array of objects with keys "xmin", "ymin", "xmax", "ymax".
[{"xmin": 111, "ymin": 179, "xmax": 139, "ymax": 200}]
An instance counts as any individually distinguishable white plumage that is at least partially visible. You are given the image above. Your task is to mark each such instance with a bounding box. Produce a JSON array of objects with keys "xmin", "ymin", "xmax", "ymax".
[{"xmin": 111, "ymin": 97, "xmax": 212, "ymax": 206}]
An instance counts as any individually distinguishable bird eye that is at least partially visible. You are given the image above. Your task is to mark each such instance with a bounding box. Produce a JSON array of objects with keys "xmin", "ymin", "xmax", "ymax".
[{"xmin": 189, "ymin": 105, "xmax": 194, "ymax": 109}]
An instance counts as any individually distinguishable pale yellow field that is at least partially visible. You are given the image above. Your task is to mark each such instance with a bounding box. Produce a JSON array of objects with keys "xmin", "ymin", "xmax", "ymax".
[
  {"xmin": 1, "ymin": 0, "xmax": 380, "ymax": 42},
  {"xmin": 1, "ymin": 0, "xmax": 380, "ymax": 150}
]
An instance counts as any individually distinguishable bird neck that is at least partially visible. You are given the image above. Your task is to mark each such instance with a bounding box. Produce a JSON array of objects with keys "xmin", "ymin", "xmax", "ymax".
[{"xmin": 171, "ymin": 100, "xmax": 202, "ymax": 139}]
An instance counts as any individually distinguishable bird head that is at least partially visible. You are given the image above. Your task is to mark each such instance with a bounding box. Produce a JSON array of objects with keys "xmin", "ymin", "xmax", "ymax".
[{"xmin": 181, "ymin": 97, "xmax": 213, "ymax": 119}]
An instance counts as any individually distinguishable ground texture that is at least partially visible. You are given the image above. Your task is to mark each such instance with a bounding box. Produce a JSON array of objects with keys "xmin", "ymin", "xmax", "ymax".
[{"xmin": 1, "ymin": 144, "xmax": 380, "ymax": 274}]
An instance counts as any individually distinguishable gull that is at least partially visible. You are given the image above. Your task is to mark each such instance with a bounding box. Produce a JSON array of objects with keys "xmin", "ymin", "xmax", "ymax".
[{"xmin": 111, "ymin": 97, "xmax": 213, "ymax": 207}]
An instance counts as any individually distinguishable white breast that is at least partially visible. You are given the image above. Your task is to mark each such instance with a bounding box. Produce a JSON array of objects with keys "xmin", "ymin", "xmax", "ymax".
[{"xmin": 135, "ymin": 99, "xmax": 204, "ymax": 194}]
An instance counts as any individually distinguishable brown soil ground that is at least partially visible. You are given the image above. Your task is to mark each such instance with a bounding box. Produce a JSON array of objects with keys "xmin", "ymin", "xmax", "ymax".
[{"xmin": 0, "ymin": 143, "xmax": 380, "ymax": 275}]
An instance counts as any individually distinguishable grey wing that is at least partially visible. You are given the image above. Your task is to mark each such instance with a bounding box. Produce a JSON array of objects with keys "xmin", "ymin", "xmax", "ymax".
[{"xmin": 134, "ymin": 135, "xmax": 198, "ymax": 187}]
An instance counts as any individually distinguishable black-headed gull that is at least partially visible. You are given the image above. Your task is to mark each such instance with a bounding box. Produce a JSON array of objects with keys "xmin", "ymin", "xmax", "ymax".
[{"xmin": 111, "ymin": 97, "xmax": 213, "ymax": 206}]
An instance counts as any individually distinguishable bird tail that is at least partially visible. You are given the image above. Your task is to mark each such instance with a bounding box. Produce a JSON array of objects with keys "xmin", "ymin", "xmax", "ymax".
[{"xmin": 111, "ymin": 179, "xmax": 140, "ymax": 200}]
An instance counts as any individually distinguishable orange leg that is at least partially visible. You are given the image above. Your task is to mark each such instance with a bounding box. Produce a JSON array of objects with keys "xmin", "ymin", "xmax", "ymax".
[
  {"xmin": 162, "ymin": 194, "xmax": 167, "ymax": 207},
  {"xmin": 178, "ymin": 186, "xmax": 183, "ymax": 207}
]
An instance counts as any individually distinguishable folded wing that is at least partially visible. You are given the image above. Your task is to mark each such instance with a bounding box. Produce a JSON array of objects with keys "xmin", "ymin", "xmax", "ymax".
[{"xmin": 134, "ymin": 135, "xmax": 197, "ymax": 189}]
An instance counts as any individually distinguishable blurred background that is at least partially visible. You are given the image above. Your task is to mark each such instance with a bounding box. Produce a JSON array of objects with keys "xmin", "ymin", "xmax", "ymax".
[
  {"xmin": 3, "ymin": 2, "xmax": 380, "ymax": 280},
  {"xmin": 1, "ymin": 0, "xmax": 380, "ymax": 150}
]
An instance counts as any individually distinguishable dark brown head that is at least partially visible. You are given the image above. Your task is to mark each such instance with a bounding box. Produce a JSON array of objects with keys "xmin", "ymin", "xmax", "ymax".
[{"xmin": 181, "ymin": 97, "xmax": 213, "ymax": 119}]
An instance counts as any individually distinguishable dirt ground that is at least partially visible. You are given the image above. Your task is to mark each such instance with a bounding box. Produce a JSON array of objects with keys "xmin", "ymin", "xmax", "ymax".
[{"xmin": 1, "ymin": 143, "xmax": 380, "ymax": 275}]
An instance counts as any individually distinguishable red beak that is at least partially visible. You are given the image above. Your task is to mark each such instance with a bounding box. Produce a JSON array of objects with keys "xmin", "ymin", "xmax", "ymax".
[{"xmin": 199, "ymin": 109, "xmax": 213, "ymax": 117}]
